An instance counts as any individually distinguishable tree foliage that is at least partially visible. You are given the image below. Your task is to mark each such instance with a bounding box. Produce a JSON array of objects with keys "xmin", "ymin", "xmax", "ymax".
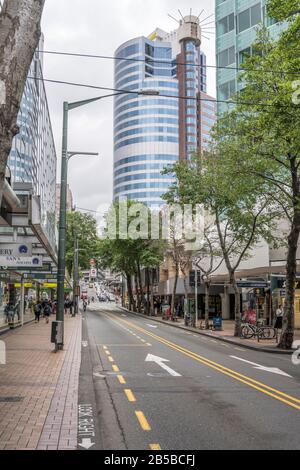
[{"xmin": 66, "ymin": 211, "xmax": 101, "ymax": 276}]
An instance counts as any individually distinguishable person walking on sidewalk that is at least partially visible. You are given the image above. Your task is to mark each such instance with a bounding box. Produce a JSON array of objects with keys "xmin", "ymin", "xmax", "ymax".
[
  {"xmin": 43, "ymin": 301, "xmax": 52, "ymax": 324},
  {"xmin": 34, "ymin": 302, "xmax": 42, "ymax": 323}
]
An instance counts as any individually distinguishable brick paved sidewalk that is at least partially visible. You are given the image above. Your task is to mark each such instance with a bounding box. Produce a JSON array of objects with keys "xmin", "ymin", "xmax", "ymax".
[{"xmin": 0, "ymin": 315, "xmax": 81, "ymax": 450}]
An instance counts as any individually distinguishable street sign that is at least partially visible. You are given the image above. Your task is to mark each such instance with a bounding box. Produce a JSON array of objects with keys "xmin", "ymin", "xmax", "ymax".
[
  {"xmin": 0, "ymin": 243, "xmax": 32, "ymax": 257},
  {"xmin": 90, "ymin": 268, "xmax": 97, "ymax": 278},
  {"xmin": 0, "ymin": 256, "xmax": 42, "ymax": 268},
  {"xmin": 237, "ymin": 281, "xmax": 269, "ymax": 288}
]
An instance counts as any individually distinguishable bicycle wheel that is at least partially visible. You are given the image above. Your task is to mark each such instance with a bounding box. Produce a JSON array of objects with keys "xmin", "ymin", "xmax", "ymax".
[
  {"xmin": 261, "ymin": 327, "xmax": 272, "ymax": 339},
  {"xmin": 241, "ymin": 324, "xmax": 255, "ymax": 339}
]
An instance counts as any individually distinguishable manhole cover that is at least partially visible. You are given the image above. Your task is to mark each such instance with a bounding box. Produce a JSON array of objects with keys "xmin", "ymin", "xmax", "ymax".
[{"xmin": 0, "ymin": 396, "xmax": 24, "ymax": 402}]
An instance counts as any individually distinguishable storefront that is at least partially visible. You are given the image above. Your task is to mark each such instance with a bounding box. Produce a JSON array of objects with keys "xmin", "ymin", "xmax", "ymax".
[
  {"xmin": 271, "ymin": 277, "xmax": 300, "ymax": 329},
  {"xmin": 0, "ymin": 275, "xmax": 36, "ymax": 328}
]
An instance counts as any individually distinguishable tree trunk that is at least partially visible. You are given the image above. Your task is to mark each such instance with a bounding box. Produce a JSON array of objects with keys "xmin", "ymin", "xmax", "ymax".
[
  {"xmin": 183, "ymin": 275, "xmax": 189, "ymax": 321},
  {"xmin": 137, "ymin": 263, "xmax": 144, "ymax": 313},
  {"xmin": 278, "ymin": 214, "xmax": 300, "ymax": 349},
  {"xmin": 134, "ymin": 274, "xmax": 140, "ymax": 312},
  {"xmin": 0, "ymin": 0, "xmax": 45, "ymax": 204},
  {"xmin": 231, "ymin": 273, "xmax": 241, "ymax": 337},
  {"xmin": 126, "ymin": 273, "xmax": 135, "ymax": 312},
  {"xmin": 204, "ymin": 280, "xmax": 210, "ymax": 330},
  {"xmin": 171, "ymin": 264, "xmax": 179, "ymax": 319},
  {"xmin": 146, "ymin": 268, "xmax": 150, "ymax": 316}
]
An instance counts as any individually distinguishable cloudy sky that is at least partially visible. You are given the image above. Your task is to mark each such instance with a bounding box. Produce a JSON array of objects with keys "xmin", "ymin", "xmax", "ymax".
[{"xmin": 41, "ymin": 0, "xmax": 216, "ymax": 225}]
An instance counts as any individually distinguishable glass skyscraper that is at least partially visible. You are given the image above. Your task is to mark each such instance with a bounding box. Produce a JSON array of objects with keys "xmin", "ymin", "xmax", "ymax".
[
  {"xmin": 216, "ymin": 0, "xmax": 287, "ymax": 115},
  {"xmin": 113, "ymin": 16, "xmax": 216, "ymax": 208},
  {"xmin": 7, "ymin": 36, "xmax": 57, "ymax": 249}
]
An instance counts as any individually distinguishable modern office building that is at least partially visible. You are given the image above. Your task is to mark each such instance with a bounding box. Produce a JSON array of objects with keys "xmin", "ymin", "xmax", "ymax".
[
  {"xmin": 113, "ymin": 15, "xmax": 216, "ymax": 208},
  {"xmin": 7, "ymin": 36, "xmax": 57, "ymax": 248},
  {"xmin": 216, "ymin": 0, "xmax": 287, "ymax": 114}
]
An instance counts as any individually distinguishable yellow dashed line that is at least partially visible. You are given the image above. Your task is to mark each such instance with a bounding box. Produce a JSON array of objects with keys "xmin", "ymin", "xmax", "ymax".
[
  {"xmin": 112, "ymin": 364, "xmax": 120, "ymax": 372},
  {"xmin": 124, "ymin": 389, "xmax": 136, "ymax": 402},
  {"xmin": 150, "ymin": 444, "xmax": 162, "ymax": 450},
  {"xmin": 103, "ymin": 346, "xmax": 107, "ymax": 350},
  {"xmin": 108, "ymin": 356, "xmax": 114, "ymax": 362},
  {"xmin": 117, "ymin": 375, "xmax": 126, "ymax": 384},
  {"xmin": 105, "ymin": 350, "xmax": 110, "ymax": 355},
  {"xmin": 135, "ymin": 411, "xmax": 151, "ymax": 431}
]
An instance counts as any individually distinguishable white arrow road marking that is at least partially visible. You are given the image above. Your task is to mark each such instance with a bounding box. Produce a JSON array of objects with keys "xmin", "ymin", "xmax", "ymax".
[
  {"xmin": 93, "ymin": 372, "xmax": 106, "ymax": 379},
  {"xmin": 147, "ymin": 324, "xmax": 158, "ymax": 329},
  {"xmin": 145, "ymin": 354, "xmax": 181, "ymax": 377},
  {"xmin": 82, "ymin": 341, "xmax": 88, "ymax": 347},
  {"xmin": 230, "ymin": 356, "xmax": 292, "ymax": 377},
  {"xmin": 78, "ymin": 438, "xmax": 95, "ymax": 450}
]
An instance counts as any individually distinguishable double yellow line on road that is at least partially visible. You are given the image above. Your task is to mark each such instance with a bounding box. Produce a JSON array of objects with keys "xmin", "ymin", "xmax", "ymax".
[{"xmin": 107, "ymin": 313, "xmax": 300, "ymax": 412}]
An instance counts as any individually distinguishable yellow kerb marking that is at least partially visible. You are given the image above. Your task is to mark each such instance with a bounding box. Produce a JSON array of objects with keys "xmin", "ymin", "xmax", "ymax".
[
  {"xmin": 124, "ymin": 389, "xmax": 136, "ymax": 402},
  {"xmin": 112, "ymin": 364, "xmax": 120, "ymax": 372},
  {"xmin": 150, "ymin": 444, "xmax": 162, "ymax": 450},
  {"xmin": 117, "ymin": 375, "xmax": 126, "ymax": 384},
  {"xmin": 135, "ymin": 411, "xmax": 151, "ymax": 431},
  {"xmin": 108, "ymin": 356, "xmax": 114, "ymax": 362}
]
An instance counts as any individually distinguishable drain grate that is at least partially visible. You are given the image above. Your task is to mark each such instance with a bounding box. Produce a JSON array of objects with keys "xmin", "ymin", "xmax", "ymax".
[{"xmin": 0, "ymin": 396, "xmax": 24, "ymax": 403}]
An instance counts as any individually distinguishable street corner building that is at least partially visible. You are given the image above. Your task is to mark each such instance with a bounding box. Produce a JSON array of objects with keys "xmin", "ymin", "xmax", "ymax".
[
  {"xmin": 113, "ymin": 14, "xmax": 216, "ymax": 209},
  {"xmin": 0, "ymin": 33, "xmax": 58, "ymax": 331}
]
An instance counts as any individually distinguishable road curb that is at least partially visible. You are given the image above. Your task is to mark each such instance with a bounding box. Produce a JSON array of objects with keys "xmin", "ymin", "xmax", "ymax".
[{"xmin": 118, "ymin": 306, "xmax": 294, "ymax": 355}]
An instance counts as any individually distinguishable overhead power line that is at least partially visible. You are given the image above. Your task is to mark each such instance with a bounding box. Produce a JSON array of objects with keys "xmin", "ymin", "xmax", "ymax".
[
  {"xmin": 37, "ymin": 49, "xmax": 300, "ymax": 76},
  {"xmin": 28, "ymin": 76, "xmax": 299, "ymax": 109}
]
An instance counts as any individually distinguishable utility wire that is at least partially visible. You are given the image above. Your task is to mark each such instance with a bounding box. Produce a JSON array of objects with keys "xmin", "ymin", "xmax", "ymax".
[
  {"xmin": 38, "ymin": 49, "xmax": 300, "ymax": 76},
  {"xmin": 27, "ymin": 76, "xmax": 298, "ymax": 109}
]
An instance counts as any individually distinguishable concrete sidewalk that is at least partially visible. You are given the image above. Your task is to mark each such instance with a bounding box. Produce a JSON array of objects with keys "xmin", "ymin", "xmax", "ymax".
[
  {"xmin": 119, "ymin": 306, "xmax": 299, "ymax": 354},
  {"xmin": 0, "ymin": 315, "xmax": 81, "ymax": 450}
]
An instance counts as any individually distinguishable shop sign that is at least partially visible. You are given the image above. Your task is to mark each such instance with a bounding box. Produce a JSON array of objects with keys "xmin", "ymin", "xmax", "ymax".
[
  {"xmin": 90, "ymin": 268, "xmax": 97, "ymax": 278},
  {"xmin": 237, "ymin": 281, "xmax": 269, "ymax": 288},
  {"xmin": 0, "ymin": 243, "xmax": 32, "ymax": 257},
  {"xmin": 0, "ymin": 256, "xmax": 42, "ymax": 268}
]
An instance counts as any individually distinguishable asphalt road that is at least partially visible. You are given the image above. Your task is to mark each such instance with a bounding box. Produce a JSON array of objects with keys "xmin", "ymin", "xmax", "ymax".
[{"xmin": 79, "ymin": 301, "xmax": 300, "ymax": 451}]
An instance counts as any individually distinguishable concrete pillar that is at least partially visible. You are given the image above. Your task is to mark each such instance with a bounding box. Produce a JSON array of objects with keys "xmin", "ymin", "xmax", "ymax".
[{"xmin": 220, "ymin": 285, "xmax": 230, "ymax": 320}]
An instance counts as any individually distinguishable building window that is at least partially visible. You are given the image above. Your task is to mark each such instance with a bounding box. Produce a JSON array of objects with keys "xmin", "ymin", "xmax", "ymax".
[
  {"xmin": 217, "ymin": 46, "xmax": 235, "ymax": 67},
  {"xmin": 218, "ymin": 80, "xmax": 236, "ymax": 100},
  {"xmin": 238, "ymin": 3, "xmax": 262, "ymax": 33},
  {"xmin": 217, "ymin": 13, "xmax": 235, "ymax": 35}
]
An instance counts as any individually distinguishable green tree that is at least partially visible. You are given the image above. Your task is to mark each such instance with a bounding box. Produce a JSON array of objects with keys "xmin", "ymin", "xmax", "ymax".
[
  {"xmin": 99, "ymin": 201, "xmax": 164, "ymax": 314},
  {"xmin": 66, "ymin": 211, "xmax": 101, "ymax": 276},
  {"xmin": 163, "ymin": 152, "xmax": 278, "ymax": 336},
  {"xmin": 209, "ymin": 3, "xmax": 300, "ymax": 348}
]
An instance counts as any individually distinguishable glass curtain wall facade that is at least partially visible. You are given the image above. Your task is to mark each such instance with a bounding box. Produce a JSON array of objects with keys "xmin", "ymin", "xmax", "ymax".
[
  {"xmin": 7, "ymin": 37, "xmax": 57, "ymax": 248},
  {"xmin": 216, "ymin": 0, "xmax": 287, "ymax": 115},
  {"xmin": 114, "ymin": 38, "xmax": 179, "ymax": 208},
  {"xmin": 114, "ymin": 18, "xmax": 216, "ymax": 208}
]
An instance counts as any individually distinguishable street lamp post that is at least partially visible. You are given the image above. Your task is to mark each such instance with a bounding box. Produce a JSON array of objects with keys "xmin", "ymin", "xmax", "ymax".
[{"xmin": 55, "ymin": 90, "xmax": 160, "ymax": 350}]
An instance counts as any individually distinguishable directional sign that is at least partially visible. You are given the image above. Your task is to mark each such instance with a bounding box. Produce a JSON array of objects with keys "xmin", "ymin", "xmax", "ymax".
[
  {"xmin": 0, "ymin": 256, "xmax": 42, "ymax": 268},
  {"xmin": 145, "ymin": 354, "xmax": 181, "ymax": 377},
  {"xmin": 230, "ymin": 356, "xmax": 292, "ymax": 377}
]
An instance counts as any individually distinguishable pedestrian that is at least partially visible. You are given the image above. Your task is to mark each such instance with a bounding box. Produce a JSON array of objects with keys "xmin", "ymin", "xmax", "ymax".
[
  {"xmin": 34, "ymin": 302, "xmax": 42, "ymax": 323},
  {"xmin": 43, "ymin": 301, "xmax": 52, "ymax": 324},
  {"xmin": 274, "ymin": 304, "xmax": 283, "ymax": 329},
  {"xmin": 64, "ymin": 298, "xmax": 69, "ymax": 315}
]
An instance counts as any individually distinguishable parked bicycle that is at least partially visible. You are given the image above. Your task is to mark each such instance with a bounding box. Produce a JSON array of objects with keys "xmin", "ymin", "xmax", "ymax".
[{"xmin": 240, "ymin": 322, "xmax": 277, "ymax": 341}]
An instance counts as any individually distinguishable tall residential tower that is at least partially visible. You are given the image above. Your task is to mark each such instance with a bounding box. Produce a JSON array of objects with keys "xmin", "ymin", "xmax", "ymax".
[{"xmin": 113, "ymin": 15, "xmax": 216, "ymax": 208}]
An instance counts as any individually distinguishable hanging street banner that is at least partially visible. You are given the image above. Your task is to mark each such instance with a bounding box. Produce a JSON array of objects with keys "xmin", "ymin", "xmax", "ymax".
[
  {"xmin": 0, "ymin": 256, "xmax": 43, "ymax": 268},
  {"xmin": 0, "ymin": 243, "xmax": 32, "ymax": 257}
]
